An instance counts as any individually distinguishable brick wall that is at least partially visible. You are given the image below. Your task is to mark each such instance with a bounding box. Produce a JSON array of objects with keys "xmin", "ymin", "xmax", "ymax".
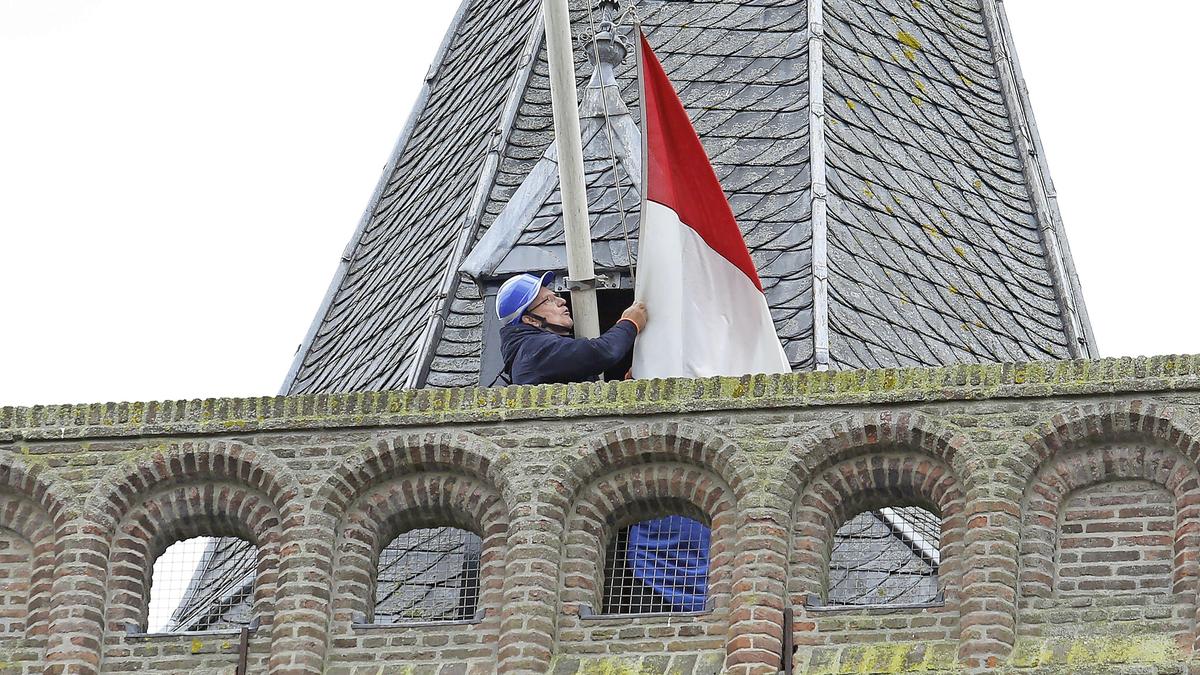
[
  {"xmin": 1, "ymin": 355, "xmax": 1200, "ymax": 673},
  {"xmin": 0, "ymin": 529, "xmax": 31, "ymax": 636},
  {"xmin": 1056, "ymin": 480, "xmax": 1174, "ymax": 596}
]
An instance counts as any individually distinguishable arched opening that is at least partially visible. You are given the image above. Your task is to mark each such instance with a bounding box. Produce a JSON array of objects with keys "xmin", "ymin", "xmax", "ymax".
[
  {"xmin": 373, "ymin": 526, "xmax": 483, "ymax": 624},
  {"xmin": 826, "ymin": 506, "xmax": 941, "ymax": 606},
  {"xmin": 147, "ymin": 536, "xmax": 259, "ymax": 632},
  {"xmin": 601, "ymin": 514, "xmax": 711, "ymax": 614}
]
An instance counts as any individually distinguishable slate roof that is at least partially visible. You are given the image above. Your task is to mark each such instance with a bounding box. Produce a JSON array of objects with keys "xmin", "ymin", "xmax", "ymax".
[{"xmin": 281, "ymin": 0, "xmax": 1093, "ymax": 394}]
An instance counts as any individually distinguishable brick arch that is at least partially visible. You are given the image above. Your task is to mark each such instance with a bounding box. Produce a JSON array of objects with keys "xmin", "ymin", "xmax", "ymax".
[
  {"xmin": 84, "ymin": 440, "xmax": 302, "ymax": 534},
  {"xmin": 1017, "ymin": 401, "xmax": 1200, "ymax": 485},
  {"xmin": 559, "ymin": 462, "xmax": 737, "ymax": 617},
  {"xmin": 330, "ymin": 472, "xmax": 508, "ymax": 632},
  {"xmin": 105, "ymin": 481, "xmax": 282, "ymax": 633},
  {"xmin": 789, "ymin": 452, "xmax": 966, "ymax": 610},
  {"xmin": 0, "ymin": 451, "xmax": 77, "ymax": 526},
  {"xmin": 315, "ymin": 430, "xmax": 513, "ymax": 516},
  {"xmin": 0, "ymin": 493, "xmax": 56, "ymax": 640},
  {"xmin": 548, "ymin": 421, "xmax": 757, "ymax": 514},
  {"xmin": 776, "ymin": 411, "xmax": 977, "ymax": 506},
  {"xmin": 1019, "ymin": 444, "xmax": 1200, "ymax": 611}
]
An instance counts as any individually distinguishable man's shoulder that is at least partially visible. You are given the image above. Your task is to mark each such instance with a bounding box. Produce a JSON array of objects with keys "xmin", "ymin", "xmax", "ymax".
[{"xmin": 501, "ymin": 322, "xmax": 566, "ymax": 347}]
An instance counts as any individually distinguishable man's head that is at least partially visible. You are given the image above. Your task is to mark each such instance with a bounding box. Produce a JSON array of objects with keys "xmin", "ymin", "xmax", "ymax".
[
  {"xmin": 496, "ymin": 271, "xmax": 572, "ymax": 333},
  {"xmin": 521, "ymin": 285, "xmax": 572, "ymax": 332}
]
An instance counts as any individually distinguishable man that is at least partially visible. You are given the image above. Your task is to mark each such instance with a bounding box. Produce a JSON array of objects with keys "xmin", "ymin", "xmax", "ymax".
[{"xmin": 498, "ymin": 271, "xmax": 648, "ymax": 385}]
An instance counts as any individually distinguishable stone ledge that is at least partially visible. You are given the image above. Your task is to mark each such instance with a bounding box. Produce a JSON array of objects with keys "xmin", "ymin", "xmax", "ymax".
[{"xmin": 2, "ymin": 354, "xmax": 1199, "ymax": 440}]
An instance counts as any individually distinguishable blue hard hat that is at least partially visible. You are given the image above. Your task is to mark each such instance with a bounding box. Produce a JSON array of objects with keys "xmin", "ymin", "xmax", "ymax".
[{"xmin": 497, "ymin": 272, "xmax": 555, "ymax": 325}]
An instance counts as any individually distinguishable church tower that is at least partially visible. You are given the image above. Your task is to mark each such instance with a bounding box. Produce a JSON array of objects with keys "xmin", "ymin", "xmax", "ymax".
[{"xmin": 279, "ymin": 0, "xmax": 1093, "ymax": 395}]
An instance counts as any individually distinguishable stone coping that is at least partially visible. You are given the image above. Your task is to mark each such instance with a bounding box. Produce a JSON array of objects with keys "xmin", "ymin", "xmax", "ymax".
[{"xmin": 2, "ymin": 355, "xmax": 1199, "ymax": 440}]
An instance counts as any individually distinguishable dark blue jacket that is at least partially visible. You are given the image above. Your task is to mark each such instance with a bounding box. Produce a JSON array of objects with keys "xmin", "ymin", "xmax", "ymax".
[{"xmin": 500, "ymin": 320, "xmax": 637, "ymax": 385}]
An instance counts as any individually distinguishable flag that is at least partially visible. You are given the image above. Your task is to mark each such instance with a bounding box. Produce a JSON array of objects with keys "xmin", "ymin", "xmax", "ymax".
[{"xmin": 631, "ymin": 32, "xmax": 790, "ymax": 379}]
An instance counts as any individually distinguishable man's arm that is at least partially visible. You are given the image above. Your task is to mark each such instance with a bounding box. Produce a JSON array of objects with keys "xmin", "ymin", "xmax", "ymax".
[{"xmin": 524, "ymin": 321, "xmax": 638, "ymax": 384}]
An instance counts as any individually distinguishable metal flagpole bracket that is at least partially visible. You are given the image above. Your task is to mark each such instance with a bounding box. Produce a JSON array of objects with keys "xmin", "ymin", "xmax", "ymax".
[{"xmin": 563, "ymin": 273, "xmax": 619, "ymax": 292}]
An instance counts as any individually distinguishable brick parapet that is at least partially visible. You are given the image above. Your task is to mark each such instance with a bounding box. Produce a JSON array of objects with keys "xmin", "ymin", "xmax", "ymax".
[
  {"xmin": 6, "ymin": 355, "xmax": 1200, "ymax": 441},
  {"xmin": 1, "ymin": 355, "xmax": 1200, "ymax": 672}
]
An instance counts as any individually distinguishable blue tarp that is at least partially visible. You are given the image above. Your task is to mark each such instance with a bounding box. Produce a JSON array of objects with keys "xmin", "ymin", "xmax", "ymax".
[{"xmin": 627, "ymin": 516, "xmax": 710, "ymax": 611}]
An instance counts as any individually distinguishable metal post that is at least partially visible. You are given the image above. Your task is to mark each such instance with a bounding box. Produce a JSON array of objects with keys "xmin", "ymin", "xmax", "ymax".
[
  {"xmin": 542, "ymin": 0, "xmax": 600, "ymax": 338},
  {"xmin": 236, "ymin": 625, "xmax": 250, "ymax": 675},
  {"xmin": 782, "ymin": 605, "xmax": 794, "ymax": 674}
]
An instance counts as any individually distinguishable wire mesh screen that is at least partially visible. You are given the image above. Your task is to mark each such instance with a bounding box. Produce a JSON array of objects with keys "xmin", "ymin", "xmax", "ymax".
[
  {"xmin": 374, "ymin": 527, "xmax": 482, "ymax": 624},
  {"xmin": 602, "ymin": 515, "xmax": 710, "ymax": 614},
  {"xmin": 827, "ymin": 506, "xmax": 941, "ymax": 606},
  {"xmin": 148, "ymin": 537, "xmax": 257, "ymax": 632}
]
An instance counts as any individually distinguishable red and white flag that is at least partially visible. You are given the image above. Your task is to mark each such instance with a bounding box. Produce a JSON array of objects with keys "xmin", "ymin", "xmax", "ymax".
[{"xmin": 632, "ymin": 32, "xmax": 790, "ymax": 379}]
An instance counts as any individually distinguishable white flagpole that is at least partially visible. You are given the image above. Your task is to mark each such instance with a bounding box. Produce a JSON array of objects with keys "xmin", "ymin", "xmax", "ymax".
[
  {"xmin": 542, "ymin": 0, "xmax": 600, "ymax": 338},
  {"xmin": 634, "ymin": 22, "xmax": 648, "ymax": 304}
]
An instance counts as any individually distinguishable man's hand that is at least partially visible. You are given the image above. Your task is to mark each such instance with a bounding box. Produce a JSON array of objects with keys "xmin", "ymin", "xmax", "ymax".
[{"xmin": 621, "ymin": 301, "xmax": 648, "ymax": 332}]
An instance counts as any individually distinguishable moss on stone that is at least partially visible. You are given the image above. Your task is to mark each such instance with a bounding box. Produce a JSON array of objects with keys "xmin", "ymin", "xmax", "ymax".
[
  {"xmin": 5, "ymin": 355, "xmax": 1200, "ymax": 438},
  {"xmin": 1010, "ymin": 636, "xmax": 1182, "ymax": 669},
  {"xmin": 804, "ymin": 641, "xmax": 959, "ymax": 674},
  {"xmin": 574, "ymin": 657, "xmax": 659, "ymax": 675}
]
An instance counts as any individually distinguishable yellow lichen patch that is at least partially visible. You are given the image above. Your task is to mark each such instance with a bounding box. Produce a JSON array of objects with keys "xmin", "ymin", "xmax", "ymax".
[
  {"xmin": 863, "ymin": 183, "xmax": 876, "ymax": 200},
  {"xmin": 897, "ymin": 30, "xmax": 922, "ymax": 50},
  {"xmin": 948, "ymin": 285, "xmax": 960, "ymax": 295},
  {"xmin": 903, "ymin": 48, "xmax": 917, "ymax": 62},
  {"xmin": 885, "ymin": 206, "xmax": 895, "ymax": 215},
  {"xmin": 575, "ymin": 657, "xmax": 661, "ymax": 674},
  {"xmin": 973, "ymin": 178, "xmax": 983, "ymax": 189},
  {"xmin": 960, "ymin": 74, "xmax": 974, "ymax": 87},
  {"xmin": 954, "ymin": 246, "xmax": 966, "ymax": 258},
  {"xmin": 922, "ymin": 223, "xmax": 941, "ymax": 238},
  {"xmin": 911, "ymin": 95, "xmax": 923, "ymax": 106},
  {"xmin": 912, "ymin": 0, "xmax": 923, "ymax": 9},
  {"xmin": 913, "ymin": 78, "xmax": 926, "ymax": 92},
  {"xmin": 932, "ymin": 181, "xmax": 942, "ymax": 193},
  {"xmin": 190, "ymin": 638, "xmax": 203, "ymax": 654},
  {"xmin": 846, "ymin": 98, "xmax": 857, "ymax": 110}
]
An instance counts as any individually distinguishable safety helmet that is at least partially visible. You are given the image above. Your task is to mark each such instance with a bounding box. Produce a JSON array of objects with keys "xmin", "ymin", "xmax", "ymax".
[{"xmin": 496, "ymin": 271, "xmax": 555, "ymax": 325}]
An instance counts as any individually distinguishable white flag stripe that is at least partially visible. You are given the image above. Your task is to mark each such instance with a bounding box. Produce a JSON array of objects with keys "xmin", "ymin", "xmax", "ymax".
[{"xmin": 634, "ymin": 201, "xmax": 790, "ymax": 379}]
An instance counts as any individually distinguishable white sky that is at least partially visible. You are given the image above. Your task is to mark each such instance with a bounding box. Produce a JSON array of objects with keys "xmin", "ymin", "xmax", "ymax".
[{"xmin": 2, "ymin": 2, "xmax": 1198, "ymax": 408}]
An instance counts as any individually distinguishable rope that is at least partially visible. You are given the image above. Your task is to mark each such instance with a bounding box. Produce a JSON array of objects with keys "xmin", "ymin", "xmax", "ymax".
[{"xmin": 586, "ymin": 0, "xmax": 637, "ymax": 287}]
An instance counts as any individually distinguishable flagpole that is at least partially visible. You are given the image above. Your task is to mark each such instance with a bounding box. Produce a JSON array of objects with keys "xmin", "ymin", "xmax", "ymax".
[
  {"xmin": 634, "ymin": 22, "xmax": 648, "ymax": 303},
  {"xmin": 542, "ymin": 0, "xmax": 600, "ymax": 339}
]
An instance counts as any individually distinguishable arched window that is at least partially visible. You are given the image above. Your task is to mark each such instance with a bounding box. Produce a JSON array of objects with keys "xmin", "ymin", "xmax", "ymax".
[
  {"xmin": 827, "ymin": 506, "xmax": 940, "ymax": 606},
  {"xmin": 147, "ymin": 537, "xmax": 258, "ymax": 632},
  {"xmin": 602, "ymin": 515, "xmax": 710, "ymax": 614},
  {"xmin": 0, "ymin": 528, "xmax": 32, "ymax": 635},
  {"xmin": 374, "ymin": 527, "xmax": 482, "ymax": 624}
]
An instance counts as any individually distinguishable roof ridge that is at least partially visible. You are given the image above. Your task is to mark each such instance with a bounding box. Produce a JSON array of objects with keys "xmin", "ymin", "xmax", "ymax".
[
  {"xmin": 809, "ymin": 0, "xmax": 831, "ymax": 370},
  {"xmin": 979, "ymin": 0, "xmax": 1096, "ymax": 358}
]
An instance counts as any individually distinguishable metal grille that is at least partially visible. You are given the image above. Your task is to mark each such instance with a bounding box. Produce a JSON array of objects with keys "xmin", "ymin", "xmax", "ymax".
[
  {"xmin": 374, "ymin": 527, "xmax": 482, "ymax": 624},
  {"xmin": 149, "ymin": 537, "xmax": 256, "ymax": 632},
  {"xmin": 602, "ymin": 515, "xmax": 710, "ymax": 614},
  {"xmin": 827, "ymin": 507, "xmax": 941, "ymax": 606}
]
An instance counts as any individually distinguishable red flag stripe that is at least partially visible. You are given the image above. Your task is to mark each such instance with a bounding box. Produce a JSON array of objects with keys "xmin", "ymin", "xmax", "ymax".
[{"xmin": 640, "ymin": 33, "xmax": 764, "ymax": 292}]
